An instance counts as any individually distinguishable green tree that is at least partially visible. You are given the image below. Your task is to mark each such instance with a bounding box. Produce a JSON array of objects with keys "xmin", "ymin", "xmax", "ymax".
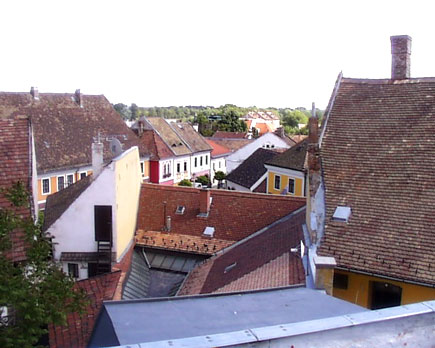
[
  {"xmin": 0, "ymin": 182, "xmax": 86, "ymax": 348},
  {"xmin": 178, "ymin": 179, "xmax": 192, "ymax": 187},
  {"xmin": 195, "ymin": 175, "xmax": 210, "ymax": 186},
  {"xmin": 129, "ymin": 103, "xmax": 139, "ymax": 121},
  {"xmin": 214, "ymin": 171, "xmax": 226, "ymax": 188},
  {"xmin": 113, "ymin": 103, "xmax": 131, "ymax": 120}
]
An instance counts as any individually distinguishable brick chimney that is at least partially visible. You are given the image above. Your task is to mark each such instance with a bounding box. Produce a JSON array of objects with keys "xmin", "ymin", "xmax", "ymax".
[
  {"xmin": 199, "ymin": 189, "xmax": 211, "ymax": 216},
  {"xmin": 92, "ymin": 140, "xmax": 104, "ymax": 178},
  {"xmin": 30, "ymin": 87, "xmax": 39, "ymax": 100},
  {"xmin": 75, "ymin": 89, "xmax": 83, "ymax": 107},
  {"xmin": 391, "ymin": 35, "xmax": 412, "ymax": 80}
]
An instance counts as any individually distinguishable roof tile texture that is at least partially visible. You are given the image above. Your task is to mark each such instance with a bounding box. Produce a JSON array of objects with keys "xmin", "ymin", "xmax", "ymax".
[
  {"xmin": 0, "ymin": 115, "xmax": 32, "ymax": 262},
  {"xmin": 146, "ymin": 118, "xmax": 191, "ymax": 156},
  {"xmin": 266, "ymin": 139, "xmax": 308, "ymax": 171},
  {"xmin": 205, "ymin": 139, "xmax": 231, "ymax": 157},
  {"xmin": 0, "ymin": 92, "xmax": 147, "ymax": 173},
  {"xmin": 226, "ymin": 148, "xmax": 277, "ymax": 189},
  {"xmin": 170, "ymin": 122, "xmax": 212, "ymax": 153},
  {"xmin": 179, "ymin": 207, "xmax": 306, "ymax": 295},
  {"xmin": 137, "ymin": 184, "xmax": 305, "ymax": 244},
  {"xmin": 318, "ymin": 78, "xmax": 435, "ymax": 286},
  {"xmin": 48, "ymin": 271, "xmax": 121, "ymax": 348}
]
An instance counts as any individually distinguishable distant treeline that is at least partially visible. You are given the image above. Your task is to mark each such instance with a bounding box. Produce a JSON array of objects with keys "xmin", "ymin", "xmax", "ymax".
[{"xmin": 113, "ymin": 103, "xmax": 323, "ymax": 135}]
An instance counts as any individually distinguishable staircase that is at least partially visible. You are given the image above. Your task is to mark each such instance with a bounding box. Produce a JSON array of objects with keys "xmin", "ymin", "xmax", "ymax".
[{"xmin": 96, "ymin": 240, "xmax": 112, "ymax": 275}]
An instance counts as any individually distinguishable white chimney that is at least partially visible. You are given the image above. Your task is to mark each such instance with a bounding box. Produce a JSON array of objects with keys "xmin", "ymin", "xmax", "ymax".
[
  {"xmin": 30, "ymin": 87, "xmax": 39, "ymax": 100},
  {"xmin": 75, "ymin": 89, "xmax": 83, "ymax": 107},
  {"xmin": 92, "ymin": 141, "xmax": 104, "ymax": 178}
]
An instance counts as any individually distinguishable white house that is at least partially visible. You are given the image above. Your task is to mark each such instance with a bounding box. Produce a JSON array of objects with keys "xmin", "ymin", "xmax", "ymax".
[
  {"xmin": 43, "ymin": 144, "xmax": 142, "ymax": 280},
  {"xmin": 225, "ymin": 133, "xmax": 291, "ymax": 173}
]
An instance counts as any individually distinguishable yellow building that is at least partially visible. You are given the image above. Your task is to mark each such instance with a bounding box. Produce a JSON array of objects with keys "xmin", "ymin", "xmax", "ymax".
[{"xmin": 264, "ymin": 140, "xmax": 307, "ymax": 197}]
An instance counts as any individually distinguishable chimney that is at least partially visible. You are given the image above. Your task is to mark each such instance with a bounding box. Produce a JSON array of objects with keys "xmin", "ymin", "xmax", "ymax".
[
  {"xmin": 199, "ymin": 189, "xmax": 211, "ymax": 216},
  {"xmin": 30, "ymin": 87, "xmax": 39, "ymax": 100},
  {"xmin": 165, "ymin": 216, "xmax": 171, "ymax": 232},
  {"xmin": 308, "ymin": 102, "xmax": 318, "ymax": 146},
  {"xmin": 391, "ymin": 35, "xmax": 412, "ymax": 80},
  {"xmin": 92, "ymin": 140, "xmax": 104, "ymax": 178},
  {"xmin": 276, "ymin": 127, "xmax": 285, "ymax": 139},
  {"xmin": 75, "ymin": 89, "xmax": 83, "ymax": 107}
]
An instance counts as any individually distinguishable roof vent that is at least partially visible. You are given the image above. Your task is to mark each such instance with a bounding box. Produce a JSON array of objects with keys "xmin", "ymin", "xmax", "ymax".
[
  {"xmin": 175, "ymin": 205, "xmax": 185, "ymax": 215},
  {"xmin": 332, "ymin": 206, "xmax": 351, "ymax": 222},
  {"xmin": 224, "ymin": 262, "xmax": 237, "ymax": 273},
  {"xmin": 203, "ymin": 226, "xmax": 215, "ymax": 238}
]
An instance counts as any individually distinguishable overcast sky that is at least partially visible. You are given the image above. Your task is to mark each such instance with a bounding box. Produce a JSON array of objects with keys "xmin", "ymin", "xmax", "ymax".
[{"xmin": 1, "ymin": 0, "xmax": 434, "ymax": 109}]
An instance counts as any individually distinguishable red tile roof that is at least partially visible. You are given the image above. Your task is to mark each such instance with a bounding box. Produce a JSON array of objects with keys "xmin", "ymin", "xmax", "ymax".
[
  {"xmin": 212, "ymin": 131, "xmax": 249, "ymax": 139},
  {"xmin": 318, "ymin": 77, "xmax": 435, "ymax": 286},
  {"xmin": 206, "ymin": 138, "xmax": 253, "ymax": 152},
  {"xmin": 137, "ymin": 183, "xmax": 306, "ymax": 247},
  {"xmin": 138, "ymin": 129, "xmax": 173, "ymax": 160},
  {"xmin": 48, "ymin": 271, "xmax": 121, "ymax": 348},
  {"xmin": 254, "ymin": 122, "xmax": 275, "ymax": 135},
  {"xmin": 205, "ymin": 139, "xmax": 231, "ymax": 157},
  {"xmin": 0, "ymin": 115, "xmax": 33, "ymax": 262},
  {"xmin": 179, "ymin": 207, "xmax": 306, "ymax": 295},
  {"xmin": 0, "ymin": 91, "xmax": 148, "ymax": 174}
]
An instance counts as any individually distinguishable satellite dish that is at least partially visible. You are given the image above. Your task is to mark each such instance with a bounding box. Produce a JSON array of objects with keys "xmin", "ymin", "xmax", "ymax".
[
  {"xmin": 110, "ymin": 138, "xmax": 123, "ymax": 157},
  {"xmin": 300, "ymin": 240, "xmax": 305, "ymax": 258}
]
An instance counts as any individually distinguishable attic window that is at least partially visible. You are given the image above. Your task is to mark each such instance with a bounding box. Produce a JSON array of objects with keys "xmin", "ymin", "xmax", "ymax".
[
  {"xmin": 172, "ymin": 143, "xmax": 177, "ymax": 147},
  {"xmin": 224, "ymin": 262, "xmax": 237, "ymax": 273},
  {"xmin": 203, "ymin": 226, "xmax": 215, "ymax": 238},
  {"xmin": 332, "ymin": 206, "xmax": 351, "ymax": 222},
  {"xmin": 175, "ymin": 205, "xmax": 185, "ymax": 215}
]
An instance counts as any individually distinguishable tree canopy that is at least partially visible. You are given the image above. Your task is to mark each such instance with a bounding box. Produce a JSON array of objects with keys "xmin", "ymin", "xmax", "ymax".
[{"xmin": 0, "ymin": 182, "xmax": 86, "ymax": 348}]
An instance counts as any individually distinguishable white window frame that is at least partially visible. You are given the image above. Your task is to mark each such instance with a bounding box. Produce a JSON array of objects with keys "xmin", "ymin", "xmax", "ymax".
[
  {"xmin": 41, "ymin": 177, "xmax": 51, "ymax": 195},
  {"xmin": 79, "ymin": 171, "xmax": 87, "ymax": 180},
  {"xmin": 140, "ymin": 161, "xmax": 145, "ymax": 177},
  {"xmin": 274, "ymin": 175, "xmax": 281, "ymax": 190},
  {"xmin": 66, "ymin": 174, "xmax": 74, "ymax": 187},
  {"xmin": 57, "ymin": 173, "xmax": 75, "ymax": 191},
  {"xmin": 57, "ymin": 175, "xmax": 65, "ymax": 191},
  {"xmin": 194, "ymin": 157, "xmax": 198, "ymax": 167}
]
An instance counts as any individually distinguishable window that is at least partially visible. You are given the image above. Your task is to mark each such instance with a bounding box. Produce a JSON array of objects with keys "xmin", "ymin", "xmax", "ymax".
[
  {"xmin": 288, "ymin": 178, "xmax": 295, "ymax": 194},
  {"xmin": 370, "ymin": 281, "xmax": 402, "ymax": 310},
  {"xmin": 177, "ymin": 163, "xmax": 181, "ymax": 173},
  {"xmin": 140, "ymin": 162, "xmax": 144, "ymax": 175},
  {"xmin": 42, "ymin": 178, "xmax": 50, "ymax": 195},
  {"xmin": 200, "ymin": 156, "xmax": 203, "ymax": 166},
  {"xmin": 80, "ymin": 172, "xmax": 87, "ymax": 179},
  {"xmin": 333, "ymin": 272, "xmax": 348, "ymax": 290},
  {"xmin": 194, "ymin": 158, "xmax": 197, "ymax": 167},
  {"xmin": 88, "ymin": 263, "xmax": 98, "ymax": 278},
  {"xmin": 274, "ymin": 175, "xmax": 281, "ymax": 190},
  {"xmin": 68, "ymin": 263, "xmax": 79, "ymax": 278},
  {"xmin": 57, "ymin": 176, "xmax": 65, "ymax": 191},
  {"xmin": 205, "ymin": 156, "xmax": 208, "ymax": 165},
  {"xmin": 219, "ymin": 161, "xmax": 221, "ymax": 168},
  {"xmin": 66, "ymin": 174, "xmax": 74, "ymax": 187},
  {"xmin": 184, "ymin": 161, "xmax": 187, "ymax": 172}
]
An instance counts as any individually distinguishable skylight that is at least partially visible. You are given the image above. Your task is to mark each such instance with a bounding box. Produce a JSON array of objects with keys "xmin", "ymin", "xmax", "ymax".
[
  {"xmin": 203, "ymin": 226, "xmax": 215, "ymax": 238},
  {"xmin": 224, "ymin": 262, "xmax": 237, "ymax": 273},
  {"xmin": 332, "ymin": 206, "xmax": 351, "ymax": 222},
  {"xmin": 175, "ymin": 206, "xmax": 185, "ymax": 215}
]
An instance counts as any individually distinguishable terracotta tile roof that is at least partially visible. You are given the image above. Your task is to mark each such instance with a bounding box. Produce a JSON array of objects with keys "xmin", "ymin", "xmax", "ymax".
[
  {"xmin": 137, "ymin": 183, "xmax": 306, "ymax": 244},
  {"xmin": 212, "ymin": 131, "xmax": 249, "ymax": 139},
  {"xmin": 243, "ymin": 111, "xmax": 280, "ymax": 121},
  {"xmin": 43, "ymin": 175, "xmax": 92, "ymax": 231},
  {"xmin": 265, "ymin": 139, "xmax": 308, "ymax": 171},
  {"xmin": 136, "ymin": 230, "xmax": 234, "ymax": 255},
  {"xmin": 318, "ymin": 77, "xmax": 435, "ymax": 286},
  {"xmin": 170, "ymin": 122, "xmax": 212, "ymax": 153},
  {"xmin": 206, "ymin": 138, "xmax": 253, "ymax": 152},
  {"xmin": 226, "ymin": 148, "xmax": 277, "ymax": 189},
  {"xmin": 0, "ymin": 91, "xmax": 148, "ymax": 173},
  {"xmin": 145, "ymin": 117, "xmax": 191, "ymax": 156},
  {"xmin": 0, "ymin": 115, "xmax": 33, "ymax": 262},
  {"xmin": 289, "ymin": 135, "xmax": 308, "ymax": 144},
  {"xmin": 205, "ymin": 139, "xmax": 231, "ymax": 157},
  {"xmin": 48, "ymin": 270, "xmax": 122, "ymax": 348},
  {"xmin": 138, "ymin": 129, "xmax": 173, "ymax": 160},
  {"xmin": 254, "ymin": 122, "xmax": 275, "ymax": 134},
  {"xmin": 178, "ymin": 207, "xmax": 306, "ymax": 295}
]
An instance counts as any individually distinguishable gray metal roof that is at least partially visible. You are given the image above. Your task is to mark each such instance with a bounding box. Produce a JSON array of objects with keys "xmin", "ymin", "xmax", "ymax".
[{"xmin": 89, "ymin": 287, "xmax": 366, "ymax": 347}]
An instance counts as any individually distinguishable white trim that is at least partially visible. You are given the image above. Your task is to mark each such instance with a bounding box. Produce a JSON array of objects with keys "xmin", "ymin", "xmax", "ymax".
[
  {"xmin": 264, "ymin": 164, "xmax": 305, "ymax": 179},
  {"xmin": 41, "ymin": 177, "xmax": 51, "ymax": 195},
  {"xmin": 250, "ymin": 172, "xmax": 268, "ymax": 191},
  {"xmin": 79, "ymin": 171, "xmax": 88, "ymax": 180},
  {"xmin": 288, "ymin": 178, "xmax": 295, "ymax": 194}
]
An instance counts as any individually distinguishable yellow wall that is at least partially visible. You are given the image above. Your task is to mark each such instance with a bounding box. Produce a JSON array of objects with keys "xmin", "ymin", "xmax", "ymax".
[
  {"xmin": 267, "ymin": 172, "xmax": 304, "ymax": 197},
  {"xmin": 142, "ymin": 160, "xmax": 150, "ymax": 179},
  {"xmin": 114, "ymin": 147, "xmax": 142, "ymax": 261},
  {"xmin": 333, "ymin": 270, "xmax": 435, "ymax": 308},
  {"xmin": 37, "ymin": 171, "xmax": 92, "ymax": 203}
]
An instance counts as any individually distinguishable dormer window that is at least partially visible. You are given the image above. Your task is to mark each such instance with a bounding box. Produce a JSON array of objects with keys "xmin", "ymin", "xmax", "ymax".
[{"xmin": 332, "ymin": 206, "xmax": 351, "ymax": 222}]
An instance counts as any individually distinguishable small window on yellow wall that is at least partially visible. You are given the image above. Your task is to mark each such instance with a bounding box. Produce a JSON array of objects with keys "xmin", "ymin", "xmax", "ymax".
[
  {"xmin": 274, "ymin": 175, "xmax": 281, "ymax": 190},
  {"xmin": 288, "ymin": 178, "xmax": 295, "ymax": 194}
]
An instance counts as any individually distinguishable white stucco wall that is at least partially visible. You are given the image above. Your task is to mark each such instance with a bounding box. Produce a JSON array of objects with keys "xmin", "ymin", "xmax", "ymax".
[
  {"xmin": 191, "ymin": 151, "xmax": 211, "ymax": 177},
  {"xmin": 226, "ymin": 133, "xmax": 290, "ymax": 173},
  {"xmin": 210, "ymin": 157, "xmax": 227, "ymax": 186},
  {"xmin": 173, "ymin": 155, "xmax": 191, "ymax": 183}
]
